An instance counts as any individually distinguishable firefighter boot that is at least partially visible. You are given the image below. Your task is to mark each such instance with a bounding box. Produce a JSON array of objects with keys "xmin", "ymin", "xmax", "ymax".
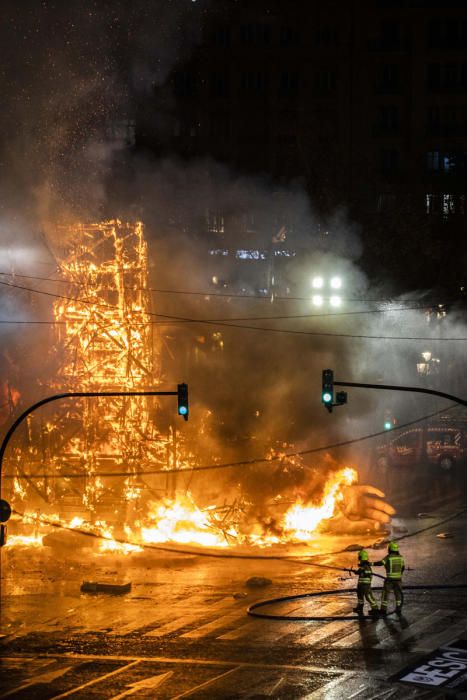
[
  {"xmin": 395, "ymin": 606, "xmax": 403, "ymax": 615},
  {"xmin": 353, "ymin": 604, "xmax": 364, "ymax": 615},
  {"xmin": 369, "ymin": 608, "xmax": 379, "ymax": 618},
  {"xmin": 379, "ymin": 608, "xmax": 387, "ymax": 617}
]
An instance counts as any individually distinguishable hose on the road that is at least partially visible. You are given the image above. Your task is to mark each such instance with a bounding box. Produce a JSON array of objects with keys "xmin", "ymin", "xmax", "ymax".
[{"xmin": 247, "ymin": 583, "xmax": 467, "ymax": 621}]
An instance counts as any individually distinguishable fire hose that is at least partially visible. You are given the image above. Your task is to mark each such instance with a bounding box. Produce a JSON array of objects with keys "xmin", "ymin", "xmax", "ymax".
[{"xmin": 246, "ymin": 584, "xmax": 467, "ymax": 621}]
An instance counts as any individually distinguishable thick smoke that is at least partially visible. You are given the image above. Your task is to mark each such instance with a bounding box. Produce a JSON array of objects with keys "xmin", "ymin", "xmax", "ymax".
[{"xmin": 1, "ymin": 1, "xmax": 466, "ymax": 531}]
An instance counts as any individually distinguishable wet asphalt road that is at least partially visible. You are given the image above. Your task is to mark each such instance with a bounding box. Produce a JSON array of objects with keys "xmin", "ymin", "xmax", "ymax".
[{"xmin": 1, "ymin": 462, "xmax": 467, "ymax": 699}]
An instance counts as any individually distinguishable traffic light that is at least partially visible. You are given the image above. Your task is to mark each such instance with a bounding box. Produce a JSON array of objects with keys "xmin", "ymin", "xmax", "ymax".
[
  {"xmin": 177, "ymin": 383, "xmax": 189, "ymax": 421},
  {"xmin": 384, "ymin": 409, "xmax": 396, "ymax": 430},
  {"xmin": 322, "ymin": 369, "xmax": 334, "ymax": 412},
  {"xmin": 335, "ymin": 391, "xmax": 347, "ymax": 406}
]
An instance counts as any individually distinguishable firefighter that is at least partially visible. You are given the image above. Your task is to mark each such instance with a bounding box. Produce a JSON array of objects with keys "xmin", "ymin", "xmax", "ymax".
[
  {"xmin": 374, "ymin": 541, "xmax": 405, "ymax": 616},
  {"xmin": 350, "ymin": 549, "xmax": 379, "ymax": 617}
]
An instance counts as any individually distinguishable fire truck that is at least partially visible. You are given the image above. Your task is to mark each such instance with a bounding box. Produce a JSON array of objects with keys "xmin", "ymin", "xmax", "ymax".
[{"xmin": 375, "ymin": 421, "xmax": 467, "ymax": 472}]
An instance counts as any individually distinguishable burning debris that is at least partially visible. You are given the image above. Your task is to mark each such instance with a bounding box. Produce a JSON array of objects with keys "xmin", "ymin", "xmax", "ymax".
[{"xmin": 4, "ymin": 221, "xmax": 393, "ymax": 555}]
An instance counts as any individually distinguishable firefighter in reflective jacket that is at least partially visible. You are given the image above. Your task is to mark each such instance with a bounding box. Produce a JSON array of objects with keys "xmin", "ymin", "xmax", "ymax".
[
  {"xmin": 350, "ymin": 550, "xmax": 379, "ymax": 617},
  {"xmin": 374, "ymin": 541, "xmax": 405, "ymax": 616}
]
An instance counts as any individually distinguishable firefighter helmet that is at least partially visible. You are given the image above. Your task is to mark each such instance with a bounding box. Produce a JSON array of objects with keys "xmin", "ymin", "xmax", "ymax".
[
  {"xmin": 358, "ymin": 550, "xmax": 369, "ymax": 561},
  {"xmin": 388, "ymin": 541, "xmax": 399, "ymax": 553}
]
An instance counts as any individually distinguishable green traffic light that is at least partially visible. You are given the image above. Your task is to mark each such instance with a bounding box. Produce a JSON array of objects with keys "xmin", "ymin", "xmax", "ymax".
[
  {"xmin": 322, "ymin": 392, "xmax": 333, "ymax": 404},
  {"xmin": 384, "ymin": 420, "xmax": 392, "ymax": 430}
]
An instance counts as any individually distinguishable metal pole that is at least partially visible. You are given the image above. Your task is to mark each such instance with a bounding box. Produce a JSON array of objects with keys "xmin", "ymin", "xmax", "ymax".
[
  {"xmin": 0, "ymin": 389, "xmax": 178, "ymax": 517},
  {"xmin": 334, "ymin": 380, "xmax": 467, "ymax": 408}
]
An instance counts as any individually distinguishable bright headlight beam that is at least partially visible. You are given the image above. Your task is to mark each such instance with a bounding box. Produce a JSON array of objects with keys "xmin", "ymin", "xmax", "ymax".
[
  {"xmin": 312, "ymin": 277, "xmax": 324, "ymax": 289},
  {"xmin": 330, "ymin": 295, "xmax": 341, "ymax": 307},
  {"xmin": 312, "ymin": 295, "xmax": 323, "ymax": 306},
  {"xmin": 330, "ymin": 276, "xmax": 342, "ymax": 289}
]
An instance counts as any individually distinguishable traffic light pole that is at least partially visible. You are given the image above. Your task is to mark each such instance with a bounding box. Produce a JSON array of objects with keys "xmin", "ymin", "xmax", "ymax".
[
  {"xmin": 0, "ymin": 387, "xmax": 188, "ymax": 540},
  {"xmin": 333, "ymin": 380, "xmax": 467, "ymax": 409}
]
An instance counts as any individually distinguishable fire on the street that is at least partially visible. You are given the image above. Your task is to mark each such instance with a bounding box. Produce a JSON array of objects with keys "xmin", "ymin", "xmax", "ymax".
[
  {"xmin": 7, "ymin": 466, "xmax": 358, "ymax": 553},
  {"xmin": 4, "ymin": 221, "xmax": 378, "ymax": 555}
]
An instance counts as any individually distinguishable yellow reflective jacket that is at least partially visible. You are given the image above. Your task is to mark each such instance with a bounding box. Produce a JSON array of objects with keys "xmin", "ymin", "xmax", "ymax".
[{"xmin": 374, "ymin": 553, "xmax": 405, "ymax": 580}]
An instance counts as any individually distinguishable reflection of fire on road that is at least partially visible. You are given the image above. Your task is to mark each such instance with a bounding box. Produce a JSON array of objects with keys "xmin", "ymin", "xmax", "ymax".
[{"xmin": 4, "ymin": 221, "xmax": 393, "ymax": 553}]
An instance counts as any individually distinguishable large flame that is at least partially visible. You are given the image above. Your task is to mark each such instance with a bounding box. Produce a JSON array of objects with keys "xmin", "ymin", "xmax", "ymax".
[
  {"xmin": 4, "ymin": 220, "xmax": 361, "ymax": 553},
  {"xmin": 7, "ymin": 467, "xmax": 358, "ymax": 552}
]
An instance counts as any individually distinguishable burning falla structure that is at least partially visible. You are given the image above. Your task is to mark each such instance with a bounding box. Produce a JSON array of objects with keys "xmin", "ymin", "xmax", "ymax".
[{"xmin": 5, "ymin": 221, "xmax": 386, "ymax": 553}]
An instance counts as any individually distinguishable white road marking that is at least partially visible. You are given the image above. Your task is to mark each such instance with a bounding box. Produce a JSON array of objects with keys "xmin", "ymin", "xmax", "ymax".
[
  {"xmin": 48, "ymin": 660, "xmax": 141, "ymax": 699},
  {"xmin": 294, "ymin": 601, "xmax": 351, "ymax": 645},
  {"xmin": 180, "ymin": 611, "xmax": 246, "ymax": 639},
  {"xmin": 331, "ymin": 607, "xmax": 425, "ymax": 648},
  {"xmin": 143, "ymin": 597, "xmax": 235, "ymax": 637},
  {"xmin": 218, "ymin": 599, "xmax": 350, "ymax": 642},
  {"xmin": 109, "ymin": 671, "xmax": 174, "ymax": 699},
  {"xmin": 297, "ymin": 619, "xmax": 355, "ymax": 646},
  {"xmin": 52, "ymin": 651, "xmax": 337, "ymax": 674},
  {"xmin": 0, "ymin": 665, "xmax": 74, "ymax": 699},
  {"xmin": 413, "ymin": 619, "xmax": 467, "ymax": 652},
  {"xmin": 302, "ymin": 673, "xmax": 355, "ymax": 699},
  {"xmin": 376, "ymin": 609, "xmax": 453, "ymax": 648}
]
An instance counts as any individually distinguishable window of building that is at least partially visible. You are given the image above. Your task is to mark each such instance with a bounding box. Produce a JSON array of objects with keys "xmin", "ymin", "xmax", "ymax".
[
  {"xmin": 279, "ymin": 71, "xmax": 299, "ymax": 96},
  {"xmin": 240, "ymin": 23, "xmax": 271, "ymax": 46},
  {"xmin": 279, "ymin": 26, "xmax": 300, "ymax": 46},
  {"xmin": 427, "ymin": 62, "xmax": 464, "ymax": 91},
  {"xmin": 377, "ymin": 105, "xmax": 400, "ymax": 133},
  {"xmin": 425, "ymin": 193, "xmax": 438, "ymax": 214},
  {"xmin": 210, "ymin": 71, "xmax": 229, "ymax": 98},
  {"xmin": 426, "ymin": 193, "xmax": 466, "ymax": 216},
  {"xmin": 426, "ymin": 151, "xmax": 441, "ymax": 171},
  {"xmin": 243, "ymin": 213, "xmax": 256, "ymax": 233},
  {"xmin": 235, "ymin": 249, "xmax": 268, "ymax": 260},
  {"xmin": 314, "ymin": 68, "xmax": 337, "ymax": 94},
  {"xmin": 211, "ymin": 26, "xmax": 231, "ymax": 47},
  {"xmin": 209, "ymin": 248, "xmax": 229, "ymax": 256},
  {"xmin": 377, "ymin": 193, "xmax": 397, "ymax": 212},
  {"xmin": 381, "ymin": 148, "xmax": 399, "ymax": 173},
  {"xmin": 378, "ymin": 64, "xmax": 400, "ymax": 93},
  {"xmin": 444, "ymin": 63, "xmax": 459, "ymax": 89},
  {"xmin": 315, "ymin": 25, "xmax": 338, "ymax": 46},
  {"xmin": 241, "ymin": 70, "xmax": 269, "ymax": 94},
  {"xmin": 206, "ymin": 210, "xmax": 225, "ymax": 235}
]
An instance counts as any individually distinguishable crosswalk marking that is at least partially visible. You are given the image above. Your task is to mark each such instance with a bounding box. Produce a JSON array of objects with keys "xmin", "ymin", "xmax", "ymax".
[
  {"xmin": 413, "ymin": 619, "xmax": 467, "ymax": 652},
  {"xmin": 144, "ymin": 597, "xmax": 234, "ymax": 638},
  {"xmin": 180, "ymin": 611, "xmax": 246, "ymax": 639},
  {"xmin": 216, "ymin": 600, "xmax": 324, "ymax": 641},
  {"xmin": 297, "ymin": 618, "xmax": 355, "ymax": 646},
  {"xmin": 333, "ymin": 606, "xmax": 426, "ymax": 648},
  {"xmin": 47, "ymin": 661, "xmax": 141, "ymax": 700},
  {"xmin": 376, "ymin": 608, "xmax": 453, "ymax": 649},
  {"xmin": 294, "ymin": 602, "xmax": 350, "ymax": 645},
  {"xmin": 112, "ymin": 596, "xmax": 229, "ymax": 636}
]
